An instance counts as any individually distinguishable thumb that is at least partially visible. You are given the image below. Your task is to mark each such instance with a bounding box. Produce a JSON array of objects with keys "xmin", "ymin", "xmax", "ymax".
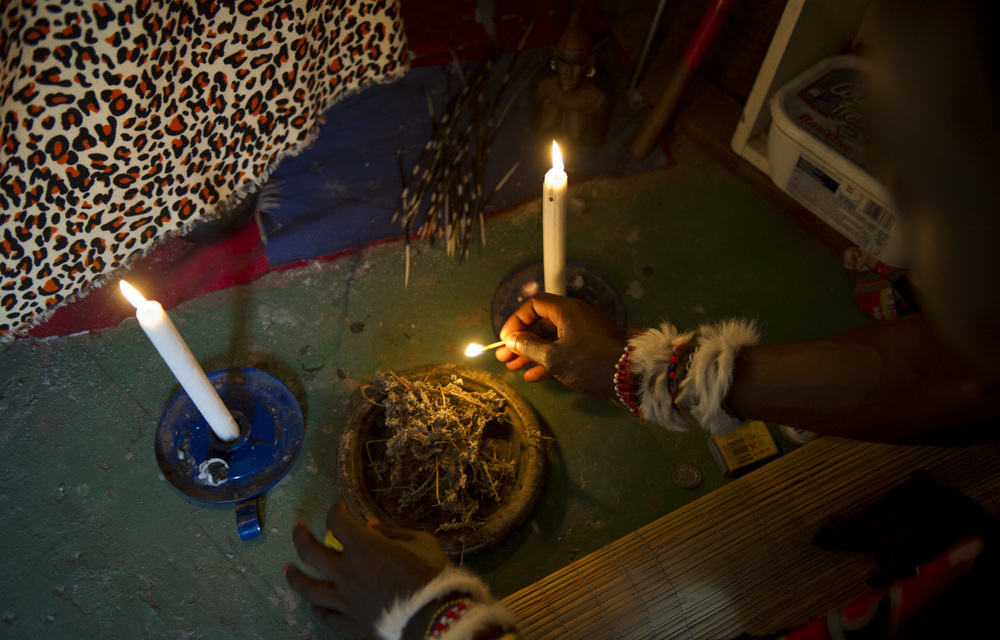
[{"xmin": 505, "ymin": 331, "xmax": 554, "ymax": 367}]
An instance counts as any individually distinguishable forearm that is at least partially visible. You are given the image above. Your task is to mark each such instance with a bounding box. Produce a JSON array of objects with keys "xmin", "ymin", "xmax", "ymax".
[{"xmin": 727, "ymin": 314, "xmax": 1000, "ymax": 443}]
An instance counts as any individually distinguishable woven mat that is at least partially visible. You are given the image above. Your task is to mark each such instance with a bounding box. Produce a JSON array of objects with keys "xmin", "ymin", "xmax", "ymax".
[{"xmin": 501, "ymin": 437, "xmax": 1000, "ymax": 639}]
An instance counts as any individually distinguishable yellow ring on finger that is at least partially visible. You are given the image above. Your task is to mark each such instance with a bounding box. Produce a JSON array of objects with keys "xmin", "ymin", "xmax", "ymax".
[{"xmin": 324, "ymin": 530, "xmax": 344, "ymax": 552}]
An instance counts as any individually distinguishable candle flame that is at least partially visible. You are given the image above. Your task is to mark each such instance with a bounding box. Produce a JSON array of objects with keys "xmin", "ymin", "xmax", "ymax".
[
  {"xmin": 551, "ymin": 140, "xmax": 564, "ymax": 173},
  {"xmin": 119, "ymin": 280, "xmax": 148, "ymax": 309}
]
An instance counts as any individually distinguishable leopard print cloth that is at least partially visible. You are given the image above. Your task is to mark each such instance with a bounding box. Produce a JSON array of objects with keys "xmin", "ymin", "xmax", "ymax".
[{"xmin": 0, "ymin": 0, "xmax": 408, "ymax": 342}]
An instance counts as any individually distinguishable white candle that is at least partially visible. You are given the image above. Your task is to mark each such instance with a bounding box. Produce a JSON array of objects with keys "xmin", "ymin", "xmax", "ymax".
[
  {"xmin": 120, "ymin": 280, "xmax": 241, "ymax": 442},
  {"xmin": 543, "ymin": 141, "xmax": 567, "ymax": 296}
]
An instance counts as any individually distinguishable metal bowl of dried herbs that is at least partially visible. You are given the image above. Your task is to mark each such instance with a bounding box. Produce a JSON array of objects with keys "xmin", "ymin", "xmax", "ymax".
[{"xmin": 337, "ymin": 364, "xmax": 546, "ymax": 556}]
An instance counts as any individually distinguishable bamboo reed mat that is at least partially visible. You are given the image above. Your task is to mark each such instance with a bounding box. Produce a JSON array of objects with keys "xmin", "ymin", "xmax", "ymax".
[{"xmin": 500, "ymin": 437, "xmax": 1000, "ymax": 639}]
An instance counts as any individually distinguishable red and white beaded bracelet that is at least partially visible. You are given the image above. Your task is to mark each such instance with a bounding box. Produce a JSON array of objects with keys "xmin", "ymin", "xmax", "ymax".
[
  {"xmin": 614, "ymin": 344, "xmax": 641, "ymax": 418},
  {"xmin": 426, "ymin": 598, "xmax": 473, "ymax": 639}
]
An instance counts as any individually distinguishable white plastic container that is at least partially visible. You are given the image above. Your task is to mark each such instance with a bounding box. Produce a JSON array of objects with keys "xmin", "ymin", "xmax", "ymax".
[{"xmin": 768, "ymin": 55, "xmax": 907, "ymax": 268}]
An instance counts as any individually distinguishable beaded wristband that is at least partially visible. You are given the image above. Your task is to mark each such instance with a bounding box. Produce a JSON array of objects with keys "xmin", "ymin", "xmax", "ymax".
[
  {"xmin": 667, "ymin": 339, "xmax": 697, "ymax": 426},
  {"xmin": 669, "ymin": 331, "xmax": 744, "ymax": 429},
  {"xmin": 666, "ymin": 343, "xmax": 683, "ymax": 394},
  {"xmin": 614, "ymin": 345, "xmax": 641, "ymax": 418},
  {"xmin": 667, "ymin": 336, "xmax": 699, "ymax": 403},
  {"xmin": 426, "ymin": 598, "xmax": 473, "ymax": 640}
]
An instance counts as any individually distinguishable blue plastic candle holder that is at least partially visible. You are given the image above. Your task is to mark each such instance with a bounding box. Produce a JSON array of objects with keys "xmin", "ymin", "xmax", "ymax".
[{"xmin": 154, "ymin": 367, "xmax": 304, "ymax": 540}]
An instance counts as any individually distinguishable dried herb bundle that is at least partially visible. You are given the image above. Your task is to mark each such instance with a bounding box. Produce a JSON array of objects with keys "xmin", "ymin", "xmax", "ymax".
[{"xmin": 363, "ymin": 371, "xmax": 517, "ymax": 533}]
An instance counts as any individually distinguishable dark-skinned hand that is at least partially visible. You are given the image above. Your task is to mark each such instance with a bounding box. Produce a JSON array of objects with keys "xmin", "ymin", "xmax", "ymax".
[
  {"xmin": 284, "ymin": 501, "xmax": 451, "ymax": 637},
  {"xmin": 496, "ymin": 293, "xmax": 626, "ymax": 400}
]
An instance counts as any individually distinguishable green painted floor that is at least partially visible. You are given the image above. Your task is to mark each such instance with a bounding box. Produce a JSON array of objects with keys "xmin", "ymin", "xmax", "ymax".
[{"xmin": 0, "ymin": 134, "xmax": 869, "ymax": 639}]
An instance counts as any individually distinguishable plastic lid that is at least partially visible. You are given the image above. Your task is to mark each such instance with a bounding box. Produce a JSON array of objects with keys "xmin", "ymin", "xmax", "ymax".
[{"xmin": 782, "ymin": 59, "xmax": 871, "ymax": 171}]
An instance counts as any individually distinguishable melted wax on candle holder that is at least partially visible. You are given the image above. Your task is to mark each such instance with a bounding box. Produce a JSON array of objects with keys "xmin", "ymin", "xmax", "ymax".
[{"xmin": 154, "ymin": 368, "xmax": 304, "ymax": 539}]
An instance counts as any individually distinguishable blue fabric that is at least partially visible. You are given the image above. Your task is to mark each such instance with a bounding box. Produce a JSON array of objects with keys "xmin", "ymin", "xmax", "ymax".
[{"xmin": 263, "ymin": 43, "xmax": 667, "ymax": 266}]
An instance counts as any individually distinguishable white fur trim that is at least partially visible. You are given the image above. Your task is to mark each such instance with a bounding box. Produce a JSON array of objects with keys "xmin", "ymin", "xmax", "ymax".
[
  {"xmin": 679, "ymin": 318, "xmax": 760, "ymax": 436},
  {"xmin": 438, "ymin": 601, "xmax": 518, "ymax": 640},
  {"xmin": 629, "ymin": 323, "xmax": 697, "ymax": 432},
  {"xmin": 630, "ymin": 319, "xmax": 759, "ymax": 436},
  {"xmin": 374, "ymin": 565, "xmax": 494, "ymax": 640}
]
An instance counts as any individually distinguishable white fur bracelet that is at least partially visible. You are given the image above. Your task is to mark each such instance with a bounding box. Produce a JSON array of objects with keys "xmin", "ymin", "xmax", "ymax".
[
  {"xmin": 374, "ymin": 565, "xmax": 515, "ymax": 640},
  {"xmin": 629, "ymin": 319, "xmax": 759, "ymax": 436},
  {"xmin": 433, "ymin": 601, "xmax": 519, "ymax": 640}
]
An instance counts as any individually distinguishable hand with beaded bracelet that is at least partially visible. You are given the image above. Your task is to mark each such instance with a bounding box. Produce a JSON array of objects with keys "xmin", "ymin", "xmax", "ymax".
[
  {"xmin": 498, "ymin": 293, "xmax": 759, "ymax": 436},
  {"xmin": 499, "ymin": 292, "xmax": 1000, "ymax": 443},
  {"xmin": 285, "ymin": 501, "xmax": 519, "ymax": 640}
]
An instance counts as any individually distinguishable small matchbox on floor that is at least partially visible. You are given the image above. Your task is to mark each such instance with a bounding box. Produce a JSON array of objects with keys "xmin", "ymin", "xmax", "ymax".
[{"xmin": 708, "ymin": 421, "xmax": 781, "ymax": 475}]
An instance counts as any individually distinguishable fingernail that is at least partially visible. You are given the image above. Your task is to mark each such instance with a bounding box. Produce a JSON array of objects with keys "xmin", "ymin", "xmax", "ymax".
[{"xmin": 505, "ymin": 336, "xmax": 516, "ymax": 349}]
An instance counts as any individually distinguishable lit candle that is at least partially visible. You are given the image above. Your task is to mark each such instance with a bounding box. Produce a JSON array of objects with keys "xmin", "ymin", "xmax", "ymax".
[
  {"xmin": 465, "ymin": 341, "xmax": 505, "ymax": 357},
  {"xmin": 120, "ymin": 280, "xmax": 241, "ymax": 442},
  {"xmin": 543, "ymin": 141, "xmax": 567, "ymax": 296}
]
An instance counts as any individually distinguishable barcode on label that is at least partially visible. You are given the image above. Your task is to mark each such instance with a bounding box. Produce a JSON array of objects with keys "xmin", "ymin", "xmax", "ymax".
[
  {"xmin": 710, "ymin": 422, "xmax": 780, "ymax": 475},
  {"xmin": 862, "ymin": 200, "xmax": 895, "ymax": 231},
  {"xmin": 727, "ymin": 436, "xmax": 753, "ymax": 466}
]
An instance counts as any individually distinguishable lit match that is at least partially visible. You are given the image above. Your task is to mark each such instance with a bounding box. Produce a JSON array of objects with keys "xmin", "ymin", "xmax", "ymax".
[{"xmin": 465, "ymin": 341, "xmax": 505, "ymax": 357}]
